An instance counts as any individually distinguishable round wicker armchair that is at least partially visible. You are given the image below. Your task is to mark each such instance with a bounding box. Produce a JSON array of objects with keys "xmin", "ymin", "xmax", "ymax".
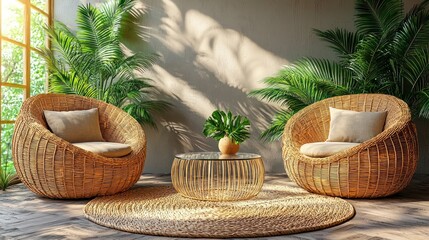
[
  {"xmin": 282, "ymin": 94, "xmax": 418, "ymax": 198},
  {"xmin": 12, "ymin": 94, "xmax": 146, "ymax": 199}
]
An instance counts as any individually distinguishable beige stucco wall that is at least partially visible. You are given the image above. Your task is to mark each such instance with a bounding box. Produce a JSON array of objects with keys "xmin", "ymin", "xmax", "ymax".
[
  {"xmin": 56, "ymin": 0, "xmax": 427, "ymax": 174},
  {"xmin": 139, "ymin": 0, "xmax": 355, "ymax": 174}
]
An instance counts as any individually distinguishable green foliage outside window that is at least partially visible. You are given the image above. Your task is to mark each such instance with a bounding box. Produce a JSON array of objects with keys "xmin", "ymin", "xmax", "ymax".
[{"xmin": 1, "ymin": 0, "xmax": 49, "ymax": 190}]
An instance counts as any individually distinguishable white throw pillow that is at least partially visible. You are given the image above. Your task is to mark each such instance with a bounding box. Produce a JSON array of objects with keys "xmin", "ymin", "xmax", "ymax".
[{"xmin": 326, "ymin": 107, "xmax": 387, "ymax": 143}]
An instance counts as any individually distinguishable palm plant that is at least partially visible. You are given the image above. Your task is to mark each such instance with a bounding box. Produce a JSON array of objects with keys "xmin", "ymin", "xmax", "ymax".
[
  {"xmin": 40, "ymin": 0, "xmax": 169, "ymax": 126},
  {"xmin": 251, "ymin": 0, "xmax": 429, "ymax": 141}
]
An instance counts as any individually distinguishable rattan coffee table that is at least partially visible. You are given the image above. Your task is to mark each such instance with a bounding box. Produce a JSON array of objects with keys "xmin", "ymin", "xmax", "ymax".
[{"xmin": 171, "ymin": 152, "xmax": 265, "ymax": 201}]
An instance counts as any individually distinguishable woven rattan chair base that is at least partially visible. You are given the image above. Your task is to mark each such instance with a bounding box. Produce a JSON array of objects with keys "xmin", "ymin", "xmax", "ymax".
[
  {"xmin": 84, "ymin": 183, "xmax": 355, "ymax": 238},
  {"xmin": 282, "ymin": 94, "xmax": 418, "ymax": 198}
]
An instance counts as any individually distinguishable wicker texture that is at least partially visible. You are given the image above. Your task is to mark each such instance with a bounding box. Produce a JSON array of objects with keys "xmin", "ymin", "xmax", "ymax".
[
  {"xmin": 171, "ymin": 153, "xmax": 265, "ymax": 201},
  {"xmin": 12, "ymin": 94, "xmax": 146, "ymax": 199},
  {"xmin": 282, "ymin": 94, "xmax": 418, "ymax": 198},
  {"xmin": 84, "ymin": 184, "xmax": 355, "ymax": 238}
]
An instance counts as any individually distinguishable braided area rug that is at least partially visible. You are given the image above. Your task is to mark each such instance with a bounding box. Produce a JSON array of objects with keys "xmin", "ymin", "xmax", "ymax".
[{"xmin": 84, "ymin": 183, "xmax": 355, "ymax": 238}]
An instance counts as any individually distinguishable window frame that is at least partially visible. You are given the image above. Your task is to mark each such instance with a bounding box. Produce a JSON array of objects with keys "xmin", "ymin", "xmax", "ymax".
[
  {"xmin": 0, "ymin": 0, "xmax": 53, "ymax": 121},
  {"xmin": 0, "ymin": 0, "xmax": 53, "ymax": 155}
]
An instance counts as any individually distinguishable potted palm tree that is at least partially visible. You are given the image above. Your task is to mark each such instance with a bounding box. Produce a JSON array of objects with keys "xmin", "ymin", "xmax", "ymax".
[
  {"xmin": 40, "ymin": 0, "xmax": 169, "ymax": 126},
  {"xmin": 251, "ymin": 0, "xmax": 429, "ymax": 141},
  {"xmin": 203, "ymin": 110, "xmax": 251, "ymax": 155}
]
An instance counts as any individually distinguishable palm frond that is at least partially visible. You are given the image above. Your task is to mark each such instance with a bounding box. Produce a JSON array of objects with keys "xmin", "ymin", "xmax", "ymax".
[
  {"xmin": 46, "ymin": 24, "xmax": 81, "ymax": 65},
  {"xmin": 250, "ymin": 87, "xmax": 307, "ymax": 109},
  {"xmin": 314, "ymin": 28, "xmax": 362, "ymax": 57},
  {"xmin": 76, "ymin": 4, "xmax": 110, "ymax": 53},
  {"xmin": 105, "ymin": 78, "xmax": 146, "ymax": 105},
  {"xmin": 122, "ymin": 99, "xmax": 170, "ymax": 127},
  {"xmin": 392, "ymin": 8, "xmax": 429, "ymax": 60},
  {"xmin": 97, "ymin": 44, "xmax": 122, "ymax": 64},
  {"xmin": 349, "ymin": 34, "xmax": 391, "ymax": 92},
  {"xmin": 100, "ymin": 0, "xmax": 135, "ymax": 39},
  {"xmin": 44, "ymin": 23, "xmax": 97, "ymax": 82},
  {"xmin": 260, "ymin": 110, "xmax": 296, "ymax": 142},
  {"xmin": 124, "ymin": 52, "xmax": 159, "ymax": 72},
  {"xmin": 105, "ymin": 53, "xmax": 158, "ymax": 84},
  {"xmin": 293, "ymin": 58, "xmax": 356, "ymax": 92},
  {"xmin": 250, "ymin": 58, "xmax": 352, "ymax": 119},
  {"xmin": 251, "ymin": 0, "xmax": 429, "ymax": 142},
  {"xmin": 402, "ymin": 47, "xmax": 429, "ymax": 95},
  {"xmin": 50, "ymin": 70, "xmax": 97, "ymax": 97},
  {"xmin": 416, "ymin": 87, "xmax": 429, "ymax": 118},
  {"xmin": 122, "ymin": 103, "xmax": 156, "ymax": 127},
  {"xmin": 355, "ymin": 0, "xmax": 403, "ymax": 36},
  {"xmin": 39, "ymin": 0, "xmax": 168, "ymax": 127}
]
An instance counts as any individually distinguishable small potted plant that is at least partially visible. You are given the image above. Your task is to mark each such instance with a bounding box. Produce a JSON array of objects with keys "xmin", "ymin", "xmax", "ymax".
[
  {"xmin": 0, "ymin": 159, "xmax": 19, "ymax": 191},
  {"xmin": 203, "ymin": 110, "xmax": 251, "ymax": 155}
]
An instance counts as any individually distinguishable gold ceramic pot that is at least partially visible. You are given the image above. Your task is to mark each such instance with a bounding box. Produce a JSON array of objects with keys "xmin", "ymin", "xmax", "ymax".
[{"xmin": 218, "ymin": 136, "xmax": 239, "ymax": 155}]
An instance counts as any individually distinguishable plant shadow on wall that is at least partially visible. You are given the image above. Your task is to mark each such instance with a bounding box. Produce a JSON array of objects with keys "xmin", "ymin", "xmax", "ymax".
[
  {"xmin": 121, "ymin": 1, "xmax": 214, "ymax": 154},
  {"xmin": 40, "ymin": 0, "xmax": 169, "ymax": 127},
  {"xmin": 251, "ymin": 0, "xmax": 429, "ymax": 141},
  {"xmin": 126, "ymin": 0, "xmax": 286, "ymax": 171}
]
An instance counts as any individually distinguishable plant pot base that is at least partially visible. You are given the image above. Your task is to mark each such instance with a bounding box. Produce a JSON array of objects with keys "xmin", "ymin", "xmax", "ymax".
[{"xmin": 218, "ymin": 137, "xmax": 240, "ymax": 155}]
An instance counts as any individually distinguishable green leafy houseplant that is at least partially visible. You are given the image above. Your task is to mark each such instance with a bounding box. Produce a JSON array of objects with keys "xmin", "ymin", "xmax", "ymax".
[
  {"xmin": 251, "ymin": 0, "xmax": 429, "ymax": 141},
  {"xmin": 40, "ymin": 0, "xmax": 169, "ymax": 126},
  {"xmin": 0, "ymin": 160, "xmax": 19, "ymax": 191},
  {"xmin": 203, "ymin": 110, "xmax": 250, "ymax": 154}
]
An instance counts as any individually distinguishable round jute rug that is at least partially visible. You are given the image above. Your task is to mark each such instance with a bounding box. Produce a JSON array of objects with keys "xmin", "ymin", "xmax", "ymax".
[{"xmin": 84, "ymin": 183, "xmax": 355, "ymax": 238}]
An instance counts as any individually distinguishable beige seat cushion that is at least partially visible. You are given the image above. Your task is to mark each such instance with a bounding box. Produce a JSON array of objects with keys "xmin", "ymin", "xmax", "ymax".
[
  {"xmin": 73, "ymin": 142, "xmax": 132, "ymax": 158},
  {"xmin": 300, "ymin": 142, "xmax": 360, "ymax": 158},
  {"xmin": 44, "ymin": 108, "xmax": 104, "ymax": 143},
  {"xmin": 327, "ymin": 107, "xmax": 387, "ymax": 143}
]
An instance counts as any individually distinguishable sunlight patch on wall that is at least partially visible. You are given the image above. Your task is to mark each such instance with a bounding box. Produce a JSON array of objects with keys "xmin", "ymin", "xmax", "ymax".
[
  {"xmin": 185, "ymin": 9, "xmax": 287, "ymax": 93},
  {"xmin": 149, "ymin": 65, "xmax": 216, "ymax": 118},
  {"xmin": 155, "ymin": 0, "xmax": 190, "ymax": 54},
  {"xmin": 153, "ymin": 0, "xmax": 288, "ymax": 94}
]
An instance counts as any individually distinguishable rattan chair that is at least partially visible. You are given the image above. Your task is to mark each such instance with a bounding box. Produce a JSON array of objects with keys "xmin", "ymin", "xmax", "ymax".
[
  {"xmin": 12, "ymin": 94, "xmax": 146, "ymax": 199},
  {"xmin": 282, "ymin": 94, "xmax": 418, "ymax": 198}
]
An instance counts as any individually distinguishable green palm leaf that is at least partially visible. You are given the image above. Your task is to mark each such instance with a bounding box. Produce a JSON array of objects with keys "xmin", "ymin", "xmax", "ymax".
[
  {"xmin": 355, "ymin": 0, "xmax": 403, "ymax": 36},
  {"xmin": 402, "ymin": 47, "xmax": 429, "ymax": 97},
  {"xmin": 416, "ymin": 87, "xmax": 429, "ymax": 118},
  {"xmin": 314, "ymin": 28, "xmax": 362, "ymax": 57},
  {"xmin": 49, "ymin": 71, "xmax": 98, "ymax": 98},
  {"xmin": 260, "ymin": 110, "xmax": 296, "ymax": 142},
  {"xmin": 293, "ymin": 58, "xmax": 356, "ymax": 92},
  {"xmin": 349, "ymin": 34, "xmax": 391, "ymax": 92},
  {"xmin": 100, "ymin": 0, "xmax": 134, "ymax": 39},
  {"xmin": 392, "ymin": 8, "xmax": 429, "ymax": 60},
  {"xmin": 77, "ymin": 4, "xmax": 110, "ymax": 53},
  {"xmin": 39, "ymin": 0, "xmax": 168, "ymax": 127},
  {"xmin": 251, "ymin": 0, "xmax": 429, "ymax": 141}
]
